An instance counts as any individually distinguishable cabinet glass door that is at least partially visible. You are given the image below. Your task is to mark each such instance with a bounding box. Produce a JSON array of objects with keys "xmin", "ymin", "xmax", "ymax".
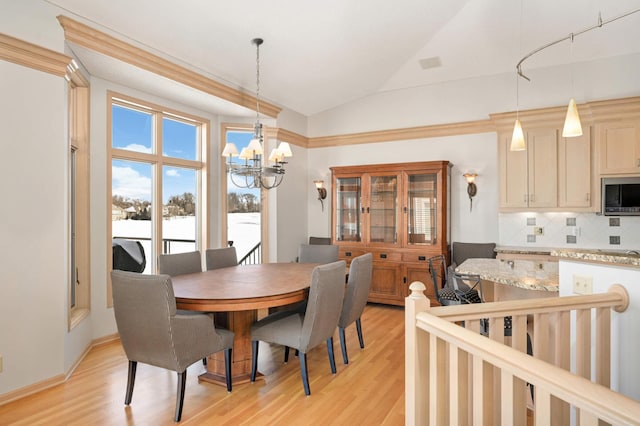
[
  {"xmin": 335, "ymin": 177, "xmax": 362, "ymax": 242},
  {"xmin": 407, "ymin": 173, "xmax": 437, "ymax": 245},
  {"xmin": 368, "ymin": 175, "xmax": 398, "ymax": 244}
]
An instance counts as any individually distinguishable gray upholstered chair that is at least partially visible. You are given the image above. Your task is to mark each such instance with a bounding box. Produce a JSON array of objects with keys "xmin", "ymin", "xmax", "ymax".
[
  {"xmin": 451, "ymin": 242, "xmax": 497, "ymax": 268},
  {"xmin": 110, "ymin": 270, "xmax": 234, "ymax": 422},
  {"xmin": 250, "ymin": 260, "xmax": 347, "ymax": 395},
  {"xmin": 298, "ymin": 243, "xmax": 339, "ymax": 264},
  {"xmin": 308, "ymin": 236, "xmax": 332, "ymax": 245},
  {"xmin": 157, "ymin": 250, "xmax": 202, "ymax": 276},
  {"xmin": 205, "ymin": 247, "xmax": 238, "ymax": 270},
  {"xmin": 338, "ymin": 253, "xmax": 373, "ymax": 364}
]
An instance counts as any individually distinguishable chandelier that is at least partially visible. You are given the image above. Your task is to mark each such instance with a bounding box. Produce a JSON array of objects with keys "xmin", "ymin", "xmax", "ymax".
[{"xmin": 222, "ymin": 38, "xmax": 292, "ymax": 189}]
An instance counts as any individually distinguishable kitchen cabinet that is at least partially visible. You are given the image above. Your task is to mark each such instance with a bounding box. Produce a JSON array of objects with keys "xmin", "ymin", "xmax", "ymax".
[
  {"xmin": 331, "ymin": 161, "xmax": 450, "ymax": 306},
  {"xmin": 597, "ymin": 120, "xmax": 640, "ymax": 175},
  {"xmin": 499, "ymin": 127, "xmax": 558, "ymax": 209},
  {"xmin": 494, "ymin": 106, "xmax": 595, "ymax": 212}
]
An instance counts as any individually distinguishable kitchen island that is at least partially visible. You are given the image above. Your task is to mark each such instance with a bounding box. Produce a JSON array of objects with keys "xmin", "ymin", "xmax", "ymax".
[{"xmin": 455, "ymin": 258, "xmax": 558, "ymax": 301}]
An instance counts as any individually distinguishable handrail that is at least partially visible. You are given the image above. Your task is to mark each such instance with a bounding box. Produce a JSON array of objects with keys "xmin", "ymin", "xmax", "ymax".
[
  {"xmin": 428, "ymin": 284, "xmax": 629, "ymax": 321},
  {"xmin": 415, "ymin": 311, "xmax": 640, "ymax": 425},
  {"xmin": 239, "ymin": 242, "xmax": 261, "ymax": 265}
]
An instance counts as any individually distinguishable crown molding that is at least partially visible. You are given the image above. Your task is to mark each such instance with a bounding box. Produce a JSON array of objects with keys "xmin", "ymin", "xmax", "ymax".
[
  {"xmin": 0, "ymin": 32, "xmax": 71, "ymax": 77},
  {"xmin": 265, "ymin": 127, "xmax": 309, "ymax": 148},
  {"xmin": 56, "ymin": 15, "xmax": 281, "ymax": 118},
  {"xmin": 308, "ymin": 119, "xmax": 495, "ymax": 148}
]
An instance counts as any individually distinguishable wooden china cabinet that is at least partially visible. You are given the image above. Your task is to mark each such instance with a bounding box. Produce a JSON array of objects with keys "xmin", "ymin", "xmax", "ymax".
[{"xmin": 331, "ymin": 161, "xmax": 451, "ymax": 306}]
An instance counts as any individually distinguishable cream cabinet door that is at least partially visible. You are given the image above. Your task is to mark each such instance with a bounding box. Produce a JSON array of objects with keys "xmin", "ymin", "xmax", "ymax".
[
  {"xmin": 558, "ymin": 129, "xmax": 592, "ymax": 208},
  {"xmin": 527, "ymin": 128, "xmax": 558, "ymax": 208},
  {"xmin": 598, "ymin": 121, "xmax": 640, "ymax": 174},
  {"xmin": 499, "ymin": 133, "xmax": 529, "ymax": 208}
]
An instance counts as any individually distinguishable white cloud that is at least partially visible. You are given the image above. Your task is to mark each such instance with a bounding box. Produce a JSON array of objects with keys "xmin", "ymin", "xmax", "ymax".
[
  {"xmin": 123, "ymin": 144, "xmax": 152, "ymax": 154},
  {"xmin": 112, "ymin": 165, "xmax": 151, "ymax": 200},
  {"xmin": 166, "ymin": 169, "xmax": 181, "ymax": 177}
]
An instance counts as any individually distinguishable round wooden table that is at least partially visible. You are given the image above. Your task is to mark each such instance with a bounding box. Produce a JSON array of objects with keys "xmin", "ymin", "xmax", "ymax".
[{"xmin": 171, "ymin": 262, "xmax": 319, "ymax": 385}]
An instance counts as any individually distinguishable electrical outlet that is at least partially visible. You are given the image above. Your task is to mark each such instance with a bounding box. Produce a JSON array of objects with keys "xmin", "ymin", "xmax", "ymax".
[
  {"xmin": 572, "ymin": 274, "xmax": 593, "ymax": 294},
  {"xmin": 534, "ymin": 226, "xmax": 544, "ymax": 236}
]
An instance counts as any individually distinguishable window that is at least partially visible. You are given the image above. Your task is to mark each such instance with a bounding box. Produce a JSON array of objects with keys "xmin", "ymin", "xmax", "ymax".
[
  {"xmin": 108, "ymin": 92, "xmax": 209, "ymax": 303},
  {"xmin": 68, "ymin": 74, "xmax": 90, "ymax": 329}
]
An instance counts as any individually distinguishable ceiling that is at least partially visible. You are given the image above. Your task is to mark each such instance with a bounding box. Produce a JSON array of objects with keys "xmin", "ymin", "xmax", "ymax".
[{"xmin": 48, "ymin": 0, "xmax": 640, "ymax": 118}]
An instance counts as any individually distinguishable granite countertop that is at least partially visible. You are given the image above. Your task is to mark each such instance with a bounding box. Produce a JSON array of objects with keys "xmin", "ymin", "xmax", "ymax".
[
  {"xmin": 455, "ymin": 258, "xmax": 559, "ymax": 292},
  {"xmin": 495, "ymin": 246, "xmax": 555, "ymax": 255},
  {"xmin": 551, "ymin": 249, "xmax": 640, "ymax": 267}
]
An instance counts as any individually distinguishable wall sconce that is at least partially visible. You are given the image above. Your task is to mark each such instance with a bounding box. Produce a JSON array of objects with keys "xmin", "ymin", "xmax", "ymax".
[
  {"xmin": 314, "ymin": 180, "xmax": 327, "ymax": 211},
  {"xmin": 463, "ymin": 173, "xmax": 477, "ymax": 212}
]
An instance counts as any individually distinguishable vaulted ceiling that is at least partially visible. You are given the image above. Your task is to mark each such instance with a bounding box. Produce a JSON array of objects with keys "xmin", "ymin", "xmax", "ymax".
[{"xmin": 48, "ymin": 0, "xmax": 640, "ymax": 118}]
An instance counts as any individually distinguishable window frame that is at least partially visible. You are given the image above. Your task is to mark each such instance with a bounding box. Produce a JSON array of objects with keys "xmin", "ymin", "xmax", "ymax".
[
  {"xmin": 68, "ymin": 71, "xmax": 91, "ymax": 330},
  {"xmin": 107, "ymin": 91, "xmax": 210, "ymax": 306}
]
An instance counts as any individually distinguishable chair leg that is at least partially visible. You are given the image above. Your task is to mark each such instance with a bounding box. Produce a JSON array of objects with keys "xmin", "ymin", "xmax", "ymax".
[
  {"xmin": 355, "ymin": 318, "xmax": 365, "ymax": 348},
  {"xmin": 224, "ymin": 348, "xmax": 232, "ymax": 392},
  {"xmin": 299, "ymin": 352, "xmax": 310, "ymax": 396},
  {"xmin": 339, "ymin": 327, "xmax": 349, "ymax": 364},
  {"xmin": 284, "ymin": 346, "xmax": 290, "ymax": 363},
  {"xmin": 125, "ymin": 360, "xmax": 137, "ymax": 405},
  {"xmin": 175, "ymin": 371, "xmax": 187, "ymax": 422},
  {"xmin": 327, "ymin": 337, "xmax": 336, "ymax": 374},
  {"xmin": 250, "ymin": 340, "xmax": 259, "ymax": 382}
]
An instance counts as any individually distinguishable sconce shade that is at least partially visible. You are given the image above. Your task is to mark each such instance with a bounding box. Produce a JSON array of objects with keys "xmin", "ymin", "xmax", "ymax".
[
  {"xmin": 562, "ymin": 98, "xmax": 583, "ymax": 137},
  {"xmin": 463, "ymin": 173, "xmax": 477, "ymax": 184},
  {"xmin": 510, "ymin": 119, "xmax": 526, "ymax": 151},
  {"xmin": 314, "ymin": 180, "xmax": 324, "ymax": 190}
]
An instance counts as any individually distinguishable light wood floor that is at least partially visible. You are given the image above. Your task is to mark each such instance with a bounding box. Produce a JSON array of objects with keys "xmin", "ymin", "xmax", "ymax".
[{"xmin": 0, "ymin": 304, "xmax": 405, "ymax": 425}]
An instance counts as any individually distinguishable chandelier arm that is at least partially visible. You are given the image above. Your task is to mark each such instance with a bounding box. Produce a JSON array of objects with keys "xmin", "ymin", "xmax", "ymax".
[{"xmin": 516, "ymin": 8, "xmax": 640, "ymax": 82}]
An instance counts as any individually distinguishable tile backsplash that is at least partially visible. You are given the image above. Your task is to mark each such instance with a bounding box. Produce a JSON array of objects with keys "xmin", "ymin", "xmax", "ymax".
[{"xmin": 498, "ymin": 212, "xmax": 640, "ymax": 249}]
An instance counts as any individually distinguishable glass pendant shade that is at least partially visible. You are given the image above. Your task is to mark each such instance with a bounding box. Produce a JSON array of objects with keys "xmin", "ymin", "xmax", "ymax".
[
  {"xmin": 562, "ymin": 98, "xmax": 583, "ymax": 137},
  {"xmin": 510, "ymin": 119, "xmax": 526, "ymax": 151}
]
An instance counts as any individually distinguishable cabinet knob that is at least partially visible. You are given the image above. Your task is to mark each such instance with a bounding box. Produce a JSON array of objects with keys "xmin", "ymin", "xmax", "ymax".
[
  {"xmin": 530, "ymin": 194, "xmax": 535, "ymax": 203},
  {"xmin": 586, "ymin": 193, "xmax": 590, "ymax": 202}
]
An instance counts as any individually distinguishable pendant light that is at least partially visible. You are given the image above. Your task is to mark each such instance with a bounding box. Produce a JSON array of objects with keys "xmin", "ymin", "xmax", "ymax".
[
  {"xmin": 562, "ymin": 33, "xmax": 583, "ymax": 137},
  {"xmin": 510, "ymin": 0, "xmax": 526, "ymax": 151}
]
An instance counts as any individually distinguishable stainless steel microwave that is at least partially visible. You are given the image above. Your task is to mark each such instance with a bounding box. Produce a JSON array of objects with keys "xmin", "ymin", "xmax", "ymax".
[{"xmin": 602, "ymin": 177, "xmax": 640, "ymax": 215}]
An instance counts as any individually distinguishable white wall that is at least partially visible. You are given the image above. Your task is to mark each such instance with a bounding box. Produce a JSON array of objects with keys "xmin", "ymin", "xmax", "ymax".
[
  {"xmin": 308, "ymin": 132, "xmax": 499, "ymax": 244},
  {"xmin": 0, "ymin": 62, "xmax": 67, "ymax": 393},
  {"xmin": 559, "ymin": 260, "xmax": 640, "ymax": 400}
]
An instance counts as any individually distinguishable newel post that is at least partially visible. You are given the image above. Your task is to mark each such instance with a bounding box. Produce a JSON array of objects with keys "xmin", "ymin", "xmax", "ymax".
[{"xmin": 405, "ymin": 281, "xmax": 431, "ymax": 425}]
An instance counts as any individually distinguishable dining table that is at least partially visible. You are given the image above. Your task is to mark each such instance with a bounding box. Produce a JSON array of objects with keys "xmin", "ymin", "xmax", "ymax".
[{"xmin": 171, "ymin": 262, "xmax": 319, "ymax": 386}]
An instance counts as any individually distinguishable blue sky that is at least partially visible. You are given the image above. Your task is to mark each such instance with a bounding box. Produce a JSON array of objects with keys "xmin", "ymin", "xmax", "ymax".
[{"xmin": 111, "ymin": 104, "xmax": 259, "ymax": 203}]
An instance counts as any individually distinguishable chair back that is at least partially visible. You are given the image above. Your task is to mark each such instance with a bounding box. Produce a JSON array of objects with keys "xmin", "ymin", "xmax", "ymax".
[
  {"xmin": 309, "ymin": 236, "xmax": 332, "ymax": 245},
  {"xmin": 339, "ymin": 253, "xmax": 373, "ymax": 328},
  {"xmin": 205, "ymin": 246, "xmax": 238, "ymax": 270},
  {"xmin": 111, "ymin": 270, "xmax": 177, "ymax": 369},
  {"xmin": 157, "ymin": 251, "xmax": 202, "ymax": 276},
  {"xmin": 298, "ymin": 243, "xmax": 339, "ymax": 264},
  {"xmin": 451, "ymin": 242, "xmax": 496, "ymax": 267},
  {"xmin": 300, "ymin": 260, "xmax": 346, "ymax": 352},
  {"xmin": 427, "ymin": 254, "xmax": 448, "ymax": 292}
]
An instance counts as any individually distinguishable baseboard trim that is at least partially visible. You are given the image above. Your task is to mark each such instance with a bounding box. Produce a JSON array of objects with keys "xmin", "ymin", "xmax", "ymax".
[{"xmin": 0, "ymin": 333, "xmax": 120, "ymax": 406}]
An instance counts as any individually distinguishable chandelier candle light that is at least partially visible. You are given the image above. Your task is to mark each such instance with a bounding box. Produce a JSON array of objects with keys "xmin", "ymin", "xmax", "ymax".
[{"xmin": 222, "ymin": 38, "xmax": 292, "ymax": 189}]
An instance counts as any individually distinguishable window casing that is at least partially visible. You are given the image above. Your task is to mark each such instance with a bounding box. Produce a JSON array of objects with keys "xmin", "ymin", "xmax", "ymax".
[
  {"xmin": 68, "ymin": 76, "xmax": 90, "ymax": 329},
  {"xmin": 108, "ymin": 92, "xmax": 209, "ymax": 305}
]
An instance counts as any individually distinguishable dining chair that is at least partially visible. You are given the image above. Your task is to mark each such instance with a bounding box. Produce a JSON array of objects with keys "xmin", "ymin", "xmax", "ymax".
[
  {"xmin": 451, "ymin": 241, "xmax": 497, "ymax": 268},
  {"xmin": 298, "ymin": 243, "xmax": 339, "ymax": 264},
  {"xmin": 205, "ymin": 246, "xmax": 238, "ymax": 270},
  {"xmin": 308, "ymin": 236, "xmax": 332, "ymax": 245},
  {"xmin": 338, "ymin": 253, "xmax": 373, "ymax": 364},
  {"xmin": 111, "ymin": 270, "xmax": 234, "ymax": 422},
  {"xmin": 427, "ymin": 254, "xmax": 482, "ymax": 306},
  {"xmin": 250, "ymin": 260, "xmax": 347, "ymax": 396},
  {"xmin": 157, "ymin": 250, "xmax": 202, "ymax": 276}
]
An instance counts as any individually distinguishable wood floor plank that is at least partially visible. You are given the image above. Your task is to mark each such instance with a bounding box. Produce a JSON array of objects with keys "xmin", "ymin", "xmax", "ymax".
[{"xmin": 0, "ymin": 304, "xmax": 405, "ymax": 425}]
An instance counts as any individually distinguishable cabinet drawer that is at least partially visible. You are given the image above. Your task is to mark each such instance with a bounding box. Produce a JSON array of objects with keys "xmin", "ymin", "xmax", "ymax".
[
  {"xmin": 402, "ymin": 253, "xmax": 433, "ymax": 263},
  {"xmin": 369, "ymin": 250, "xmax": 402, "ymax": 262},
  {"xmin": 339, "ymin": 248, "xmax": 366, "ymax": 260}
]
